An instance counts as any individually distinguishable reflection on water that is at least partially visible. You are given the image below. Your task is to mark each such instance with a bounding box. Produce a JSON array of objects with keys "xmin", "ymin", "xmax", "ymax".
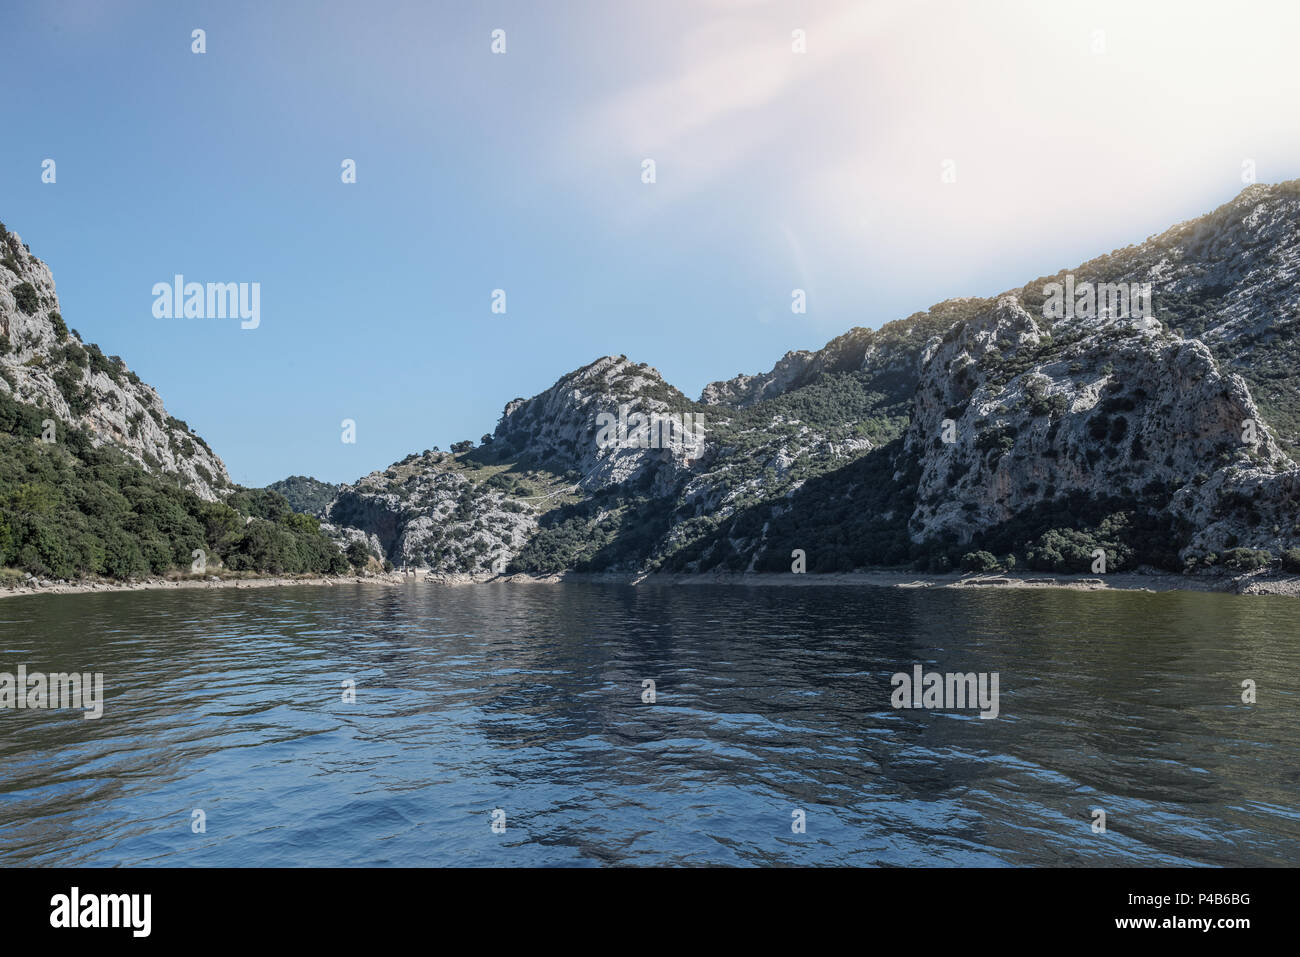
[{"xmin": 0, "ymin": 583, "xmax": 1296, "ymax": 866}]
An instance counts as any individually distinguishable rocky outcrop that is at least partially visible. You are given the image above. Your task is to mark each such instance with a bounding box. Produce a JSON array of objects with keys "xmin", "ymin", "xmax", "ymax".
[
  {"xmin": 903, "ymin": 295, "xmax": 1292, "ymax": 547},
  {"xmin": 492, "ymin": 355, "xmax": 706, "ymax": 486},
  {"xmin": 700, "ymin": 299, "xmax": 989, "ymax": 407},
  {"xmin": 324, "ymin": 451, "xmax": 540, "ymax": 572},
  {"xmin": 0, "ymin": 225, "xmax": 229, "ymax": 500},
  {"xmin": 322, "ymin": 181, "xmax": 1300, "ymax": 575}
]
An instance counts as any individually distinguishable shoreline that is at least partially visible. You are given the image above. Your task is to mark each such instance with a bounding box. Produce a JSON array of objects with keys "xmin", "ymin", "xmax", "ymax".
[
  {"xmin": 473, "ymin": 568, "xmax": 1300, "ymax": 597},
  {"xmin": 6, "ymin": 567, "xmax": 1298, "ymax": 600},
  {"xmin": 0, "ymin": 572, "xmax": 410, "ymax": 601}
]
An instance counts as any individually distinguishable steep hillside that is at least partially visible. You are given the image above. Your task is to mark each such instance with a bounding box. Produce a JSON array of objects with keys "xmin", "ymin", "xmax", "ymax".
[
  {"xmin": 0, "ymin": 224, "xmax": 228, "ymax": 500},
  {"xmin": 0, "ymin": 224, "xmax": 352, "ymax": 583},
  {"xmin": 324, "ymin": 182, "xmax": 1300, "ymax": 578}
]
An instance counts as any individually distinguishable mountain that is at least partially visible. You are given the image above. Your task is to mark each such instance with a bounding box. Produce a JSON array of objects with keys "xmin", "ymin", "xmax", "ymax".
[
  {"xmin": 267, "ymin": 475, "xmax": 339, "ymax": 518},
  {"xmin": 1, "ymin": 225, "xmax": 228, "ymax": 500},
  {"xmin": 1, "ymin": 223, "xmax": 351, "ymax": 582},
  {"xmin": 323, "ymin": 181, "xmax": 1300, "ymax": 578}
]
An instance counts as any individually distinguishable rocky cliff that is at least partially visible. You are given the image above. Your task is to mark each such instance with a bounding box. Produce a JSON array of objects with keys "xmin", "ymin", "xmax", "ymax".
[
  {"xmin": 0, "ymin": 225, "xmax": 229, "ymax": 500},
  {"xmin": 319, "ymin": 182, "xmax": 1300, "ymax": 577}
]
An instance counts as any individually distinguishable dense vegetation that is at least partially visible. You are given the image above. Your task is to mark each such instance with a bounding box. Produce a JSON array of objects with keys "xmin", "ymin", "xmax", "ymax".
[
  {"xmin": 0, "ymin": 390, "xmax": 350, "ymax": 581},
  {"xmin": 267, "ymin": 474, "xmax": 339, "ymax": 517}
]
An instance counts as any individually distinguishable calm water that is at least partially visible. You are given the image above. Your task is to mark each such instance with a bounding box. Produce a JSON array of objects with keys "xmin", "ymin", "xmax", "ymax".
[{"xmin": 0, "ymin": 583, "xmax": 1296, "ymax": 866}]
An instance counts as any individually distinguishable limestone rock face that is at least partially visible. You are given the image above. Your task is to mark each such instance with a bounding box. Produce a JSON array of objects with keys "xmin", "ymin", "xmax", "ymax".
[
  {"xmin": 903, "ymin": 295, "xmax": 1291, "ymax": 548},
  {"xmin": 319, "ymin": 180, "xmax": 1300, "ymax": 574},
  {"xmin": 318, "ymin": 356, "xmax": 709, "ymax": 572},
  {"xmin": 325, "ymin": 455, "xmax": 540, "ymax": 572},
  {"xmin": 0, "ymin": 227, "xmax": 229, "ymax": 500},
  {"xmin": 492, "ymin": 355, "xmax": 705, "ymax": 488}
]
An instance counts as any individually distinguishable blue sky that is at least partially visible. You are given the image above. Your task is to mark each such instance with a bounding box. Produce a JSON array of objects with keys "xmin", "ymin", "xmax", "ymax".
[{"xmin": 4, "ymin": 0, "xmax": 1300, "ymax": 486}]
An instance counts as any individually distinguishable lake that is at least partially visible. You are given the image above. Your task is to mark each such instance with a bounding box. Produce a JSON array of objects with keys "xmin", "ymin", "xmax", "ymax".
[{"xmin": 0, "ymin": 583, "xmax": 1296, "ymax": 866}]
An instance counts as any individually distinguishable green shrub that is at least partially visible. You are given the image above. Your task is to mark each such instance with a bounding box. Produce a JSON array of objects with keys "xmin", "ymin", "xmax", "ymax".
[
  {"xmin": 1221, "ymin": 547, "xmax": 1273, "ymax": 572},
  {"xmin": 12, "ymin": 282, "xmax": 39, "ymax": 314},
  {"xmin": 346, "ymin": 540, "xmax": 371, "ymax": 568},
  {"xmin": 960, "ymin": 550, "xmax": 1001, "ymax": 572}
]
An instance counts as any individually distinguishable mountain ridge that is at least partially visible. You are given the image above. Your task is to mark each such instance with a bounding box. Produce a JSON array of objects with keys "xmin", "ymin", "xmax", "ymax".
[{"xmin": 317, "ymin": 180, "xmax": 1300, "ymax": 577}]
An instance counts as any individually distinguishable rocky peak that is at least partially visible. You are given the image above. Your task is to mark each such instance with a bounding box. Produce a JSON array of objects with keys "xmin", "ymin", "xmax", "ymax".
[{"xmin": 0, "ymin": 224, "xmax": 229, "ymax": 500}]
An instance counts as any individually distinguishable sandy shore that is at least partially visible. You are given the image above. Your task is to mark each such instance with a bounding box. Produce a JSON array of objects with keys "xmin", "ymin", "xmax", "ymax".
[{"xmin": 4, "ymin": 567, "xmax": 1298, "ymax": 600}]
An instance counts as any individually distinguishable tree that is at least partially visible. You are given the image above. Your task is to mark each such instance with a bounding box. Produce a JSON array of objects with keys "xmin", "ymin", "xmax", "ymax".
[
  {"xmin": 346, "ymin": 540, "xmax": 371, "ymax": 569},
  {"xmin": 960, "ymin": 550, "xmax": 1001, "ymax": 572}
]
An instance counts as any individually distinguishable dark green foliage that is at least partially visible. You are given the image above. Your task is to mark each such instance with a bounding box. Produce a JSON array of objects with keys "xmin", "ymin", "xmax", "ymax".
[
  {"xmin": 267, "ymin": 475, "xmax": 338, "ymax": 516},
  {"xmin": 51, "ymin": 366, "xmax": 90, "ymax": 414},
  {"xmin": 975, "ymin": 424, "xmax": 1017, "ymax": 463},
  {"xmin": 660, "ymin": 440, "xmax": 919, "ymax": 574},
  {"xmin": 512, "ymin": 481, "xmax": 677, "ymax": 573},
  {"xmin": 960, "ymin": 550, "xmax": 1001, "ymax": 572},
  {"xmin": 12, "ymin": 282, "xmax": 39, "ymax": 314},
  {"xmin": 57, "ymin": 340, "xmax": 88, "ymax": 368},
  {"xmin": 346, "ymin": 540, "xmax": 371, "ymax": 568},
  {"xmin": 49, "ymin": 311, "xmax": 68, "ymax": 340},
  {"xmin": 960, "ymin": 491, "xmax": 1192, "ymax": 573},
  {"xmin": 1220, "ymin": 547, "xmax": 1273, "ymax": 572},
  {"xmin": 84, "ymin": 343, "xmax": 121, "ymax": 383},
  {"xmin": 0, "ymin": 390, "xmax": 346, "ymax": 579}
]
